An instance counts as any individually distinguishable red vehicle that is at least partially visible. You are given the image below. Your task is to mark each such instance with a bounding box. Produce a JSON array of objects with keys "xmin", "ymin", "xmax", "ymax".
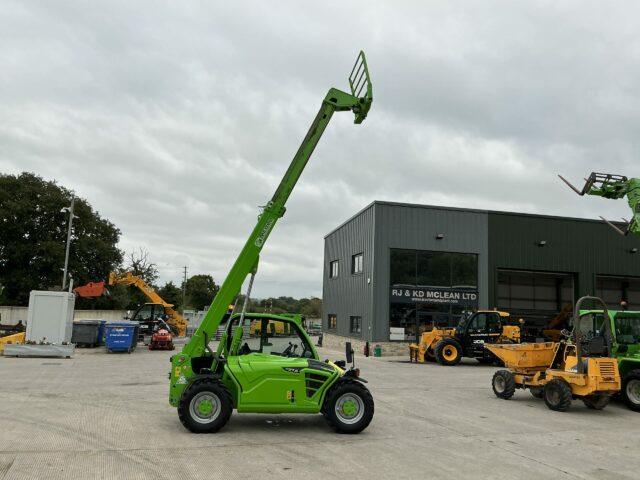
[{"xmin": 149, "ymin": 328, "xmax": 174, "ymax": 351}]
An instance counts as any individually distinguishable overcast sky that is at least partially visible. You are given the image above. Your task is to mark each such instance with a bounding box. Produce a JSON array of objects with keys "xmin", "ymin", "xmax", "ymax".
[{"xmin": 2, "ymin": 1, "xmax": 639, "ymax": 298}]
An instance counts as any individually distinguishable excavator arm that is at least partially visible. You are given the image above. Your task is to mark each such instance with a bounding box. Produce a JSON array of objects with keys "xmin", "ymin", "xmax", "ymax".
[
  {"xmin": 169, "ymin": 51, "xmax": 373, "ymax": 404},
  {"xmin": 109, "ymin": 271, "xmax": 188, "ymax": 336}
]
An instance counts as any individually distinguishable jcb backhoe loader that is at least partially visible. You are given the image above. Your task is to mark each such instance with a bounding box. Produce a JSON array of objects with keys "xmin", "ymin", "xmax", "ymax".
[
  {"xmin": 169, "ymin": 51, "xmax": 375, "ymax": 434},
  {"xmin": 409, "ymin": 310, "xmax": 520, "ymax": 365}
]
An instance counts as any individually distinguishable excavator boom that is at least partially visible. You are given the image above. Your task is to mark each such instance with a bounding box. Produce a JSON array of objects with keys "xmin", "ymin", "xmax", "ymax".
[{"xmin": 109, "ymin": 271, "xmax": 188, "ymax": 336}]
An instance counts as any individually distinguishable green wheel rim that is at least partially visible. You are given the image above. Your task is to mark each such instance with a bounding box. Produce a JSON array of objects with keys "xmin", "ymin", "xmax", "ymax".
[
  {"xmin": 335, "ymin": 393, "xmax": 365, "ymax": 425},
  {"xmin": 189, "ymin": 392, "xmax": 222, "ymax": 424}
]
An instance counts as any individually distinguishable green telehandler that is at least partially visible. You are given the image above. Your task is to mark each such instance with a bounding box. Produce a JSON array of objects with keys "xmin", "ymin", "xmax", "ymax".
[
  {"xmin": 579, "ymin": 308, "xmax": 640, "ymax": 411},
  {"xmin": 169, "ymin": 51, "xmax": 374, "ymax": 433}
]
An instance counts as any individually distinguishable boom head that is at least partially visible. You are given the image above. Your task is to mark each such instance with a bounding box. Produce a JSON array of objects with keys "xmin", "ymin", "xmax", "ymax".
[
  {"xmin": 348, "ymin": 51, "xmax": 373, "ymax": 124},
  {"xmin": 558, "ymin": 172, "xmax": 628, "ymax": 197}
]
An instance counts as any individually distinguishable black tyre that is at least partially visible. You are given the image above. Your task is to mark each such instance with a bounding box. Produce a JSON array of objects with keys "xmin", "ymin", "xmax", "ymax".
[
  {"xmin": 622, "ymin": 369, "xmax": 640, "ymax": 412},
  {"xmin": 323, "ymin": 379, "xmax": 374, "ymax": 434},
  {"xmin": 543, "ymin": 379, "xmax": 572, "ymax": 412},
  {"xmin": 582, "ymin": 394, "xmax": 610, "ymax": 410},
  {"xmin": 529, "ymin": 387, "xmax": 544, "ymax": 399},
  {"xmin": 423, "ymin": 350, "xmax": 436, "ymax": 363},
  {"xmin": 492, "ymin": 370, "xmax": 516, "ymax": 399},
  {"xmin": 434, "ymin": 338, "xmax": 463, "ymax": 366},
  {"xmin": 178, "ymin": 377, "xmax": 233, "ymax": 433}
]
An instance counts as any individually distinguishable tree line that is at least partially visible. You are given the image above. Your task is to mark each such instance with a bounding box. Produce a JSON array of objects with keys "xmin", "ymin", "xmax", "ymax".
[{"xmin": 0, "ymin": 172, "xmax": 321, "ymax": 316}]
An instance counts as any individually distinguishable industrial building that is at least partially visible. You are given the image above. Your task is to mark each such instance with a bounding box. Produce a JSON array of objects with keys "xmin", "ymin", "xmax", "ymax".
[{"xmin": 322, "ymin": 201, "xmax": 640, "ymax": 349}]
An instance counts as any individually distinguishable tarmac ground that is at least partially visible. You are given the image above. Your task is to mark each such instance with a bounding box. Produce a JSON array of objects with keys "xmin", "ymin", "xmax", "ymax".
[{"xmin": 1, "ymin": 344, "xmax": 639, "ymax": 480}]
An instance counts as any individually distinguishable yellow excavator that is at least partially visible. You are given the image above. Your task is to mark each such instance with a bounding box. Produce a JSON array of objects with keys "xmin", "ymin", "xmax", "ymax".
[{"xmin": 108, "ymin": 272, "xmax": 188, "ymax": 337}]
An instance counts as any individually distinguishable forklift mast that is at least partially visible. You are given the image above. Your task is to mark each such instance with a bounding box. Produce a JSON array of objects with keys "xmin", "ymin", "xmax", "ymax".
[{"xmin": 181, "ymin": 51, "xmax": 372, "ymax": 360}]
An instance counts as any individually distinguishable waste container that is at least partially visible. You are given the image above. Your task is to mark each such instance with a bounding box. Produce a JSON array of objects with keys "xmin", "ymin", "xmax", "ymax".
[
  {"xmin": 71, "ymin": 320, "xmax": 101, "ymax": 347},
  {"xmin": 374, "ymin": 345, "xmax": 382, "ymax": 357},
  {"xmin": 105, "ymin": 321, "xmax": 139, "ymax": 353},
  {"xmin": 97, "ymin": 320, "xmax": 107, "ymax": 346}
]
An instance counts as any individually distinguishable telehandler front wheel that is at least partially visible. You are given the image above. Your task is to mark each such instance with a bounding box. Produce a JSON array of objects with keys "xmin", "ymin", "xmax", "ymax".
[
  {"xmin": 492, "ymin": 370, "xmax": 516, "ymax": 399},
  {"xmin": 434, "ymin": 338, "xmax": 462, "ymax": 366},
  {"xmin": 178, "ymin": 378, "xmax": 233, "ymax": 433},
  {"xmin": 323, "ymin": 379, "xmax": 374, "ymax": 434},
  {"xmin": 543, "ymin": 379, "xmax": 572, "ymax": 412},
  {"xmin": 622, "ymin": 370, "xmax": 640, "ymax": 412}
]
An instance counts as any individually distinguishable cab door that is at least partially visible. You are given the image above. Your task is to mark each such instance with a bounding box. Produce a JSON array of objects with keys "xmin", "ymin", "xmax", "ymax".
[
  {"xmin": 463, "ymin": 312, "xmax": 502, "ymax": 357},
  {"xmin": 226, "ymin": 318, "xmax": 316, "ymax": 413}
]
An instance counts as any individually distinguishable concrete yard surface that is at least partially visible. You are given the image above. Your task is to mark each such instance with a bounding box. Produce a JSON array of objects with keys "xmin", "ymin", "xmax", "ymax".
[{"xmin": 1, "ymin": 347, "xmax": 639, "ymax": 480}]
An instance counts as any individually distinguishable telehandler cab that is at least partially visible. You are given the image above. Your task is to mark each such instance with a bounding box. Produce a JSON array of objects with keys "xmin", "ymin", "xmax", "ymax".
[
  {"xmin": 409, "ymin": 310, "xmax": 520, "ymax": 365},
  {"xmin": 488, "ymin": 296, "xmax": 621, "ymax": 412},
  {"xmin": 169, "ymin": 51, "xmax": 374, "ymax": 433},
  {"xmin": 578, "ymin": 308, "xmax": 640, "ymax": 411}
]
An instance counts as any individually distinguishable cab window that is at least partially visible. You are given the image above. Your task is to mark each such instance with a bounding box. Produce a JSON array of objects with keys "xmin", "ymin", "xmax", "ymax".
[
  {"xmin": 468, "ymin": 313, "xmax": 487, "ymax": 333},
  {"xmin": 614, "ymin": 315, "xmax": 640, "ymax": 344},
  {"xmin": 236, "ymin": 318, "xmax": 313, "ymax": 358}
]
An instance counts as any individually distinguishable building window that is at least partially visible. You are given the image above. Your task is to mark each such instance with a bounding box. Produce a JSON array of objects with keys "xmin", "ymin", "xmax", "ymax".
[
  {"xmin": 389, "ymin": 248, "xmax": 479, "ymax": 341},
  {"xmin": 350, "ymin": 316, "xmax": 362, "ymax": 334},
  {"xmin": 352, "ymin": 253, "xmax": 363, "ymax": 275},
  {"xmin": 327, "ymin": 314, "xmax": 337, "ymax": 330},
  {"xmin": 329, "ymin": 260, "xmax": 339, "ymax": 278}
]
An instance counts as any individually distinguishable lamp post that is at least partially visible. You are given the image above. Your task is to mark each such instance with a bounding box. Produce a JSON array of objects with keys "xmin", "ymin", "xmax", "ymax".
[{"xmin": 61, "ymin": 196, "xmax": 75, "ymax": 290}]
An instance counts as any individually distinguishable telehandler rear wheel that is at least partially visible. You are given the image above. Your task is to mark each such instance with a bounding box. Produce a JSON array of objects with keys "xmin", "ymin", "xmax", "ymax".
[
  {"xmin": 435, "ymin": 338, "xmax": 462, "ymax": 366},
  {"xmin": 178, "ymin": 378, "xmax": 233, "ymax": 433},
  {"xmin": 582, "ymin": 394, "xmax": 610, "ymax": 410},
  {"xmin": 323, "ymin": 379, "xmax": 374, "ymax": 434},
  {"xmin": 543, "ymin": 379, "xmax": 572, "ymax": 412},
  {"xmin": 492, "ymin": 370, "xmax": 516, "ymax": 399},
  {"xmin": 622, "ymin": 370, "xmax": 640, "ymax": 412}
]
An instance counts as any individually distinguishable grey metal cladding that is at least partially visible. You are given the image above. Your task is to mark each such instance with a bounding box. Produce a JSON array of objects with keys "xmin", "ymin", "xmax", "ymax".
[
  {"xmin": 372, "ymin": 202, "xmax": 489, "ymax": 342},
  {"xmin": 487, "ymin": 212, "xmax": 640, "ymax": 301},
  {"xmin": 322, "ymin": 204, "xmax": 375, "ymax": 339}
]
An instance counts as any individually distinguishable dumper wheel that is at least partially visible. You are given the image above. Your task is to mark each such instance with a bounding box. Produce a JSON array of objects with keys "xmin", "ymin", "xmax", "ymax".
[
  {"xmin": 544, "ymin": 379, "xmax": 572, "ymax": 412},
  {"xmin": 435, "ymin": 339, "xmax": 462, "ymax": 366},
  {"xmin": 492, "ymin": 370, "xmax": 516, "ymax": 399},
  {"xmin": 622, "ymin": 370, "xmax": 640, "ymax": 412},
  {"xmin": 323, "ymin": 379, "xmax": 374, "ymax": 434},
  {"xmin": 582, "ymin": 394, "xmax": 610, "ymax": 410},
  {"xmin": 529, "ymin": 387, "xmax": 544, "ymax": 399},
  {"xmin": 178, "ymin": 377, "xmax": 233, "ymax": 433}
]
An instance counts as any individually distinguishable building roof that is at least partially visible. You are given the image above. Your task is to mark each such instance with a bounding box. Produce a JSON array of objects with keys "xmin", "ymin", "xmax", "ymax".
[{"xmin": 325, "ymin": 200, "xmax": 621, "ymax": 238}]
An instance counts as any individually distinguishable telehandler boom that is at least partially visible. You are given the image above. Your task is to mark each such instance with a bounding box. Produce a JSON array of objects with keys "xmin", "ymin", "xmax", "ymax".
[{"xmin": 169, "ymin": 52, "xmax": 374, "ymax": 433}]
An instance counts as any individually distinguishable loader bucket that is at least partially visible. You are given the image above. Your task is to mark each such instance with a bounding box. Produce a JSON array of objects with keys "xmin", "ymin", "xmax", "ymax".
[{"xmin": 485, "ymin": 342, "xmax": 558, "ymax": 369}]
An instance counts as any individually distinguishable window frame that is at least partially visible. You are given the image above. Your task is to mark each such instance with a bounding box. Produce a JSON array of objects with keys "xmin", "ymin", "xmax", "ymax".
[
  {"xmin": 329, "ymin": 260, "xmax": 339, "ymax": 279},
  {"xmin": 349, "ymin": 315, "xmax": 362, "ymax": 335},
  {"xmin": 327, "ymin": 314, "xmax": 337, "ymax": 330},
  {"xmin": 351, "ymin": 252, "xmax": 364, "ymax": 275}
]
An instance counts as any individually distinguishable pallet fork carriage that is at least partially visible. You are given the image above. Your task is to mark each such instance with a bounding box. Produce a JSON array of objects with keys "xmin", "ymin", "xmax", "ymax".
[
  {"xmin": 559, "ymin": 172, "xmax": 640, "ymax": 237},
  {"xmin": 169, "ymin": 52, "xmax": 375, "ymax": 434}
]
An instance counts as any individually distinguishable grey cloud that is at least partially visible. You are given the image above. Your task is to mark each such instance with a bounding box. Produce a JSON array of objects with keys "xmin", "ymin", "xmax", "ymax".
[{"xmin": 1, "ymin": 1, "xmax": 639, "ymax": 298}]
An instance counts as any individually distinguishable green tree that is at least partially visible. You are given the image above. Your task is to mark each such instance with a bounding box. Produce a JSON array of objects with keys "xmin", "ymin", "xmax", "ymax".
[
  {"xmin": 0, "ymin": 172, "xmax": 122, "ymax": 306},
  {"xmin": 184, "ymin": 274, "xmax": 219, "ymax": 310},
  {"xmin": 159, "ymin": 281, "xmax": 182, "ymax": 310}
]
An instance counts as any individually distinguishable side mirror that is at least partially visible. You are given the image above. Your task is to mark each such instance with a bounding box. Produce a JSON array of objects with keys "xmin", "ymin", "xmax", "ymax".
[{"xmin": 345, "ymin": 342, "xmax": 354, "ymax": 364}]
